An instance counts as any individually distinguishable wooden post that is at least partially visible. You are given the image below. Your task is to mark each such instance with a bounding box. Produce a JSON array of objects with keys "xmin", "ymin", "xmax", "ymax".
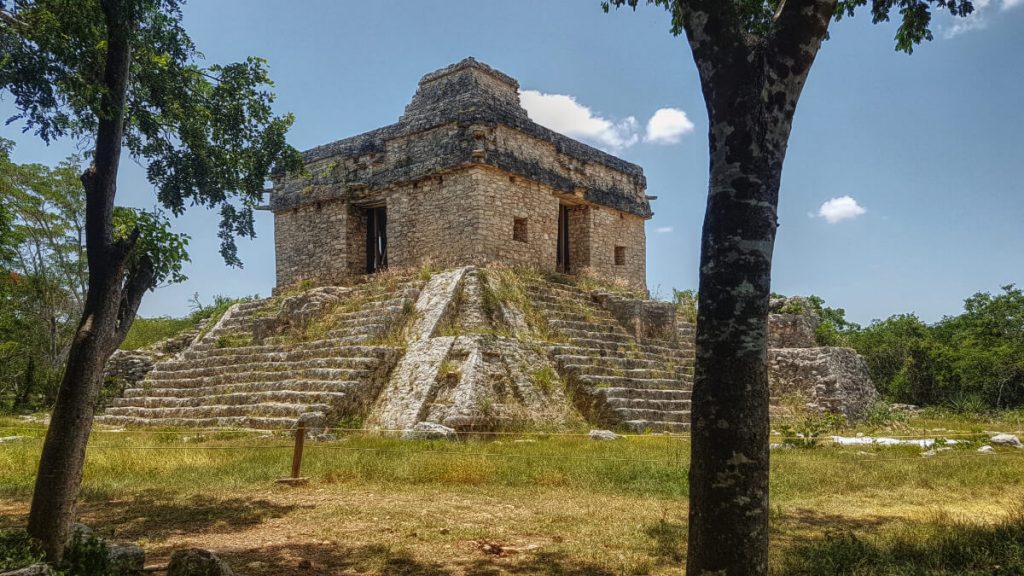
[
  {"xmin": 291, "ymin": 422, "xmax": 305, "ymax": 478},
  {"xmin": 276, "ymin": 422, "xmax": 308, "ymax": 486}
]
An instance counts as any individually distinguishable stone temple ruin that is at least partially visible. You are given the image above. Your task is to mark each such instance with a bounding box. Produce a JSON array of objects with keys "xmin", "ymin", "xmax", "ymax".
[
  {"xmin": 99, "ymin": 59, "xmax": 877, "ymax": 433},
  {"xmin": 268, "ymin": 57, "xmax": 650, "ymax": 291}
]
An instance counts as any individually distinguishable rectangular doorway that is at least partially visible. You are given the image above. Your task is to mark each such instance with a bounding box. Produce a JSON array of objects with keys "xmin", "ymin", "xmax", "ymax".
[
  {"xmin": 366, "ymin": 206, "xmax": 388, "ymax": 273},
  {"xmin": 556, "ymin": 205, "xmax": 570, "ymax": 274}
]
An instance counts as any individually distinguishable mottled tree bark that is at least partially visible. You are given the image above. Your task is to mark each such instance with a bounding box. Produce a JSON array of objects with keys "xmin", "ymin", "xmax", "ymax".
[
  {"xmin": 681, "ymin": 1, "xmax": 836, "ymax": 574},
  {"xmin": 26, "ymin": 0, "xmax": 152, "ymax": 560}
]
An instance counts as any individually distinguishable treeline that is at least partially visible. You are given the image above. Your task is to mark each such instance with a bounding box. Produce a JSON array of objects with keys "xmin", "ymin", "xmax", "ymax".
[
  {"xmin": 0, "ymin": 141, "xmax": 86, "ymax": 411},
  {"xmin": 835, "ymin": 287, "xmax": 1024, "ymax": 411},
  {"xmin": 676, "ymin": 286, "xmax": 1024, "ymax": 411}
]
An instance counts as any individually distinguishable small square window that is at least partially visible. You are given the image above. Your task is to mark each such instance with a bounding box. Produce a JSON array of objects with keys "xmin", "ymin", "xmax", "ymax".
[
  {"xmin": 614, "ymin": 246, "xmax": 626, "ymax": 266},
  {"xmin": 513, "ymin": 218, "xmax": 528, "ymax": 242}
]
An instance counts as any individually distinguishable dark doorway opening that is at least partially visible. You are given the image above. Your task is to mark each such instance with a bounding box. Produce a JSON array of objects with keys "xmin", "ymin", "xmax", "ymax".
[
  {"xmin": 366, "ymin": 206, "xmax": 388, "ymax": 273},
  {"xmin": 556, "ymin": 205, "xmax": 570, "ymax": 274}
]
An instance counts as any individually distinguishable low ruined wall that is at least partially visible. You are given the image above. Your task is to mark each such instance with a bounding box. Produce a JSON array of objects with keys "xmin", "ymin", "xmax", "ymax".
[
  {"xmin": 768, "ymin": 313, "xmax": 819, "ymax": 348},
  {"xmin": 768, "ymin": 347, "xmax": 878, "ymax": 420},
  {"xmin": 592, "ymin": 292, "xmax": 676, "ymax": 339}
]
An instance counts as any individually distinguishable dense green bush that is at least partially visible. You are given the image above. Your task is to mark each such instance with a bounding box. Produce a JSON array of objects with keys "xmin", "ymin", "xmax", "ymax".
[{"xmin": 837, "ymin": 285, "xmax": 1024, "ymax": 410}]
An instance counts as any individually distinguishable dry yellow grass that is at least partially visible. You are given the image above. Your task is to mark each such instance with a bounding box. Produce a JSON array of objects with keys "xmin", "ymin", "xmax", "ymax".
[{"xmin": 1, "ymin": 415, "xmax": 1023, "ymax": 575}]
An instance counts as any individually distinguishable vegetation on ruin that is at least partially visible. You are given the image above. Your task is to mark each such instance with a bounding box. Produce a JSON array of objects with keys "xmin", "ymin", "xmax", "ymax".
[
  {"xmin": 120, "ymin": 294, "xmax": 250, "ymax": 351},
  {"xmin": 1, "ymin": 411, "xmax": 1022, "ymax": 574}
]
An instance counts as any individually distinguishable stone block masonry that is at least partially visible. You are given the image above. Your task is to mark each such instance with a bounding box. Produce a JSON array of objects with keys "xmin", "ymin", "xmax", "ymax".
[{"xmin": 267, "ymin": 57, "xmax": 652, "ymax": 290}]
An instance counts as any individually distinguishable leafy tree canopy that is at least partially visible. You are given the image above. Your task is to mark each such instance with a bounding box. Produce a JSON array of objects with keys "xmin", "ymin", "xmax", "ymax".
[
  {"xmin": 602, "ymin": 0, "xmax": 975, "ymax": 53},
  {"xmin": 0, "ymin": 0, "xmax": 303, "ymax": 266}
]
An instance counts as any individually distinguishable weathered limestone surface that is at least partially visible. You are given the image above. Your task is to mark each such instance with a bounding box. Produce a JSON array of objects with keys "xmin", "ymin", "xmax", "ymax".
[
  {"xmin": 763, "ymin": 296, "xmax": 878, "ymax": 419},
  {"xmin": 768, "ymin": 313, "xmax": 819, "ymax": 349},
  {"xmin": 269, "ymin": 58, "xmax": 650, "ymax": 290},
  {"xmin": 370, "ymin": 337, "xmax": 457, "ymax": 430},
  {"xmin": 411, "ymin": 268, "xmax": 467, "ymax": 340},
  {"xmin": 369, "ymin": 266, "xmax": 580, "ymax": 432},
  {"xmin": 769, "ymin": 347, "xmax": 879, "ymax": 419},
  {"xmin": 592, "ymin": 291, "xmax": 677, "ymax": 339}
]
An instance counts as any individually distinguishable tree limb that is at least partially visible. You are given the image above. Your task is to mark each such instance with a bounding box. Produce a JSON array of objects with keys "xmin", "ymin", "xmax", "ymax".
[
  {"xmin": 0, "ymin": 7, "xmax": 26, "ymax": 28},
  {"xmin": 113, "ymin": 256, "xmax": 154, "ymax": 345},
  {"xmin": 769, "ymin": 0, "xmax": 837, "ymax": 85}
]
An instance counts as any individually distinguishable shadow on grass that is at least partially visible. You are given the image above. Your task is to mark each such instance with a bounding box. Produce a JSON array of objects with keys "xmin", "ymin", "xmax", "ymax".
[
  {"xmin": 81, "ymin": 491, "xmax": 303, "ymax": 540},
  {"xmin": 644, "ymin": 519, "xmax": 686, "ymax": 565},
  {"xmin": 211, "ymin": 542, "xmax": 630, "ymax": 576},
  {"xmin": 777, "ymin": 509, "xmax": 1024, "ymax": 576},
  {"xmin": 216, "ymin": 542, "xmax": 452, "ymax": 576}
]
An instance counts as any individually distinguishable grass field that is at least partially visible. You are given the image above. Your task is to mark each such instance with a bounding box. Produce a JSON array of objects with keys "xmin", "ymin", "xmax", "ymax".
[{"xmin": 1, "ymin": 412, "xmax": 1023, "ymax": 575}]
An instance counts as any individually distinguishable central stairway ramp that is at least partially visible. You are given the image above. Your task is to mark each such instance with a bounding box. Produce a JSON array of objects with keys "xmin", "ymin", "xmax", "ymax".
[
  {"xmin": 524, "ymin": 279, "xmax": 695, "ymax": 432},
  {"xmin": 99, "ymin": 278, "xmax": 420, "ymax": 429}
]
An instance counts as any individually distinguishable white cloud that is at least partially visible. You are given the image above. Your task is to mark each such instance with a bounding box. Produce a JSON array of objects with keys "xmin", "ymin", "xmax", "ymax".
[
  {"xmin": 655, "ymin": 226, "xmax": 674, "ymax": 234},
  {"xmin": 816, "ymin": 196, "xmax": 866, "ymax": 224},
  {"xmin": 519, "ymin": 89, "xmax": 639, "ymax": 150},
  {"xmin": 644, "ymin": 108, "xmax": 695, "ymax": 144},
  {"xmin": 942, "ymin": 0, "xmax": 1021, "ymax": 38}
]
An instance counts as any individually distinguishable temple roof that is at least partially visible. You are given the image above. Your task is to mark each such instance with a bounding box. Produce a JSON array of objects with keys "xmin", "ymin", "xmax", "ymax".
[{"xmin": 269, "ymin": 58, "xmax": 651, "ymax": 218}]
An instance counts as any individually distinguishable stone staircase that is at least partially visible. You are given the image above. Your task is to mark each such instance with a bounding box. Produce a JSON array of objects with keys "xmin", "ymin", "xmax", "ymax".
[
  {"xmin": 98, "ymin": 281, "xmax": 419, "ymax": 429},
  {"xmin": 524, "ymin": 279, "xmax": 695, "ymax": 432}
]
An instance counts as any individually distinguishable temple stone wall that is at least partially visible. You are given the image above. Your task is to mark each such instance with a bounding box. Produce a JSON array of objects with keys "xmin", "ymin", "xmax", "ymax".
[
  {"xmin": 473, "ymin": 168, "xmax": 560, "ymax": 270},
  {"xmin": 275, "ymin": 199, "xmax": 348, "ymax": 287},
  {"xmin": 587, "ymin": 207, "xmax": 646, "ymax": 288},
  {"xmin": 387, "ymin": 172, "xmax": 482, "ymax": 269}
]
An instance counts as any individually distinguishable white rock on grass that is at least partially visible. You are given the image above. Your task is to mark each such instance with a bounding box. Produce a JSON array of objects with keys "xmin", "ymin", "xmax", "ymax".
[
  {"xmin": 402, "ymin": 422, "xmax": 457, "ymax": 441},
  {"xmin": 990, "ymin": 434, "xmax": 1022, "ymax": 448},
  {"xmin": 977, "ymin": 445, "xmax": 996, "ymax": 454},
  {"xmin": 589, "ymin": 430, "xmax": 623, "ymax": 441}
]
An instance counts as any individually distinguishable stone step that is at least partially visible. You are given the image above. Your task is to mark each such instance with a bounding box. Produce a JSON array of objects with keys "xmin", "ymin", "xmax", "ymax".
[
  {"xmin": 560, "ymin": 338, "xmax": 691, "ymax": 358},
  {"xmin": 182, "ymin": 341, "xmax": 393, "ymax": 361},
  {"xmin": 614, "ymin": 407, "xmax": 691, "ymax": 423},
  {"xmin": 560, "ymin": 364, "xmax": 676, "ymax": 381},
  {"xmin": 622, "ymin": 420, "xmax": 690, "ymax": 433},
  {"xmin": 600, "ymin": 387, "xmax": 692, "ymax": 401},
  {"xmin": 145, "ymin": 367, "xmax": 372, "ymax": 388},
  {"xmin": 95, "ymin": 414, "xmax": 301, "ymax": 430},
  {"xmin": 578, "ymin": 375, "xmax": 683, "ymax": 390},
  {"xmin": 604, "ymin": 397, "xmax": 692, "ymax": 412},
  {"xmin": 328, "ymin": 305, "xmax": 406, "ymax": 324},
  {"xmin": 553, "ymin": 354, "xmax": 668, "ymax": 371},
  {"xmin": 102, "ymin": 401, "xmax": 331, "ymax": 420},
  {"xmin": 111, "ymin": 390, "xmax": 350, "ymax": 409},
  {"xmin": 548, "ymin": 345, "xmax": 689, "ymax": 364},
  {"xmin": 124, "ymin": 379, "xmax": 364, "ymax": 399},
  {"xmin": 151, "ymin": 355, "xmax": 381, "ymax": 377},
  {"xmin": 549, "ymin": 319, "xmax": 626, "ymax": 334},
  {"xmin": 325, "ymin": 322, "xmax": 388, "ymax": 337}
]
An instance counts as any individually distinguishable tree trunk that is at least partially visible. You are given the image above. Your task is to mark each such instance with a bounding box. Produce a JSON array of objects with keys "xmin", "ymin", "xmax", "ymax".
[
  {"xmin": 686, "ymin": 86, "xmax": 783, "ymax": 576},
  {"xmin": 680, "ymin": 2, "xmax": 836, "ymax": 574},
  {"xmin": 26, "ymin": 0, "xmax": 141, "ymax": 560}
]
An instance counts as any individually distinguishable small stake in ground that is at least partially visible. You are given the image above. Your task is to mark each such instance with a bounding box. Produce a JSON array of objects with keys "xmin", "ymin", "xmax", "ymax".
[{"xmin": 276, "ymin": 422, "xmax": 309, "ymax": 486}]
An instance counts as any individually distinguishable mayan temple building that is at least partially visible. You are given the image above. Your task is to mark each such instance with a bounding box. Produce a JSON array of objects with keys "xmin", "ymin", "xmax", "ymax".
[
  {"xmin": 266, "ymin": 57, "xmax": 653, "ymax": 290},
  {"xmin": 99, "ymin": 59, "xmax": 878, "ymax": 434}
]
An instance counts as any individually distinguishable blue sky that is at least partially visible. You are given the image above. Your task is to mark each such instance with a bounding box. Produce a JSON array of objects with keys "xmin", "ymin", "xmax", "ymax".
[{"xmin": 3, "ymin": 0, "xmax": 1022, "ymax": 325}]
